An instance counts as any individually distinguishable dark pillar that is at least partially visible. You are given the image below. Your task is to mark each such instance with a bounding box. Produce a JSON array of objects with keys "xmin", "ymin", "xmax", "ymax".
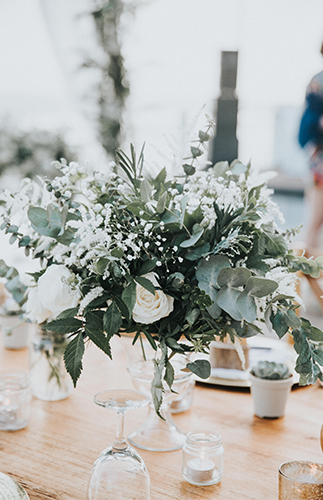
[{"xmin": 210, "ymin": 51, "xmax": 239, "ymax": 165}]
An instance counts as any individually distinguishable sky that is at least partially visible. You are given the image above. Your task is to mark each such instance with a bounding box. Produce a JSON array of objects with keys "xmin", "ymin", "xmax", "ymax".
[{"xmin": 0, "ymin": 0, "xmax": 322, "ymax": 174}]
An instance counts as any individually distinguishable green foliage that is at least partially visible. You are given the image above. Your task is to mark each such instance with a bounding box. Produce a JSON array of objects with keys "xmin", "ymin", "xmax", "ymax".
[
  {"xmin": 186, "ymin": 359, "xmax": 211, "ymax": 379},
  {"xmin": 2, "ymin": 122, "xmax": 323, "ymax": 408},
  {"xmin": 85, "ymin": 0, "xmax": 132, "ymax": 157},
  {"xmin": 64, "ymin": 333, "xmax": 85, "ymax": 387},
  {"xmin": 0, "ymin": 121, "xmax": 75, "ymax": 180}
]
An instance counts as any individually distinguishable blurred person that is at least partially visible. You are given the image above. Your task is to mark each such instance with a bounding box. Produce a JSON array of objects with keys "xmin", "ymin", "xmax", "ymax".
[{"xmin": 299, "ymin": 42, "xmax": 323, "ymax": 252}]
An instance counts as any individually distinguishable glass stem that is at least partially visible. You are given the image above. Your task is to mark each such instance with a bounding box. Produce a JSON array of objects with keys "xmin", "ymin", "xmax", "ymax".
[{"xmin": 113, "ymin": 410, "xmax": 127, "ymax": 450}]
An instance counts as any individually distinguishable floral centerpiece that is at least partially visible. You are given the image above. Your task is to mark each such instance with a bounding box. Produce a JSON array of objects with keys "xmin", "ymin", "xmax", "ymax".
[{"xmin": 1, "ymin": 122, "xmax": 323, "ymax": 414}]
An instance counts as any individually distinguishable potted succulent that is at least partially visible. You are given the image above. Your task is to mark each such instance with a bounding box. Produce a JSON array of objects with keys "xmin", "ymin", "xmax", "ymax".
[{"xmin": 249, "ymin": 361, "xmax": 294, "ymax": 418}]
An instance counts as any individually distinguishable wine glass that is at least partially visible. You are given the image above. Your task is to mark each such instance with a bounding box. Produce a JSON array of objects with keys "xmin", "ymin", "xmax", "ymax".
[
  {"xmin": 127, "ymin": 355, "xmax": 193, "ymax": 452},
  {"xmin": 87, "ymin": 389, "xmax": 151, "ymax": 500}
]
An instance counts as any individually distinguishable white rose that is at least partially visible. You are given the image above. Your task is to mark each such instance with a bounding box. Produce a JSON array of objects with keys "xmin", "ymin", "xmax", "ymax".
[
  {"xmin": 37, "ymin": 265, "xmax": 81, "ymax": 317},
  {"xmin": 24, "ymin": 287, "xmax": 52, "ymax": 324},
  {"xmin": 132, "ymin": 272, "xmax": 174, "ymax": 325}
]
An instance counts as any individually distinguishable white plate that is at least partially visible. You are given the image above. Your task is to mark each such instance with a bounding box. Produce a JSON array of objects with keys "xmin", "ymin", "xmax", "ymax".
[
  {"xmin": 0, "ymin": 473, "xmax": 29, "ymax": 500},
  {"xmin": 195, "ymin": 336, "xmax": 298, "ymax": 387}
]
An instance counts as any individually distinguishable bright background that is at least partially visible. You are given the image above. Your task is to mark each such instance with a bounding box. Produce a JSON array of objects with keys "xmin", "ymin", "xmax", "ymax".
[{"xmin": 0, "ymin": 0, "xmax": 322, "ymax": 174}]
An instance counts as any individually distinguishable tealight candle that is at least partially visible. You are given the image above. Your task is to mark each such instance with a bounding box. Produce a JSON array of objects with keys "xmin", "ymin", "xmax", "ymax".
[
  {"xmin": 182, "ymin": 430, "xmax": 224, "ymax": 486},
  {"xmin": 186, "ymin": 457, "xmax": 215, "ymax": 483}
]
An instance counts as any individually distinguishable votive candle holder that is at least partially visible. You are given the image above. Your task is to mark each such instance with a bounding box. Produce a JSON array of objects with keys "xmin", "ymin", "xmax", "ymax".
[
  {"xmin": 279, "ymin": 461, "xmax": 323, "ymax": 500},
  {"xmin": 182, "ymin": 430, "xmax": 224, "ymax": 486},
  {"xmin": 0, "ymin": 372, "xmax": 31, "ymax": 431}
]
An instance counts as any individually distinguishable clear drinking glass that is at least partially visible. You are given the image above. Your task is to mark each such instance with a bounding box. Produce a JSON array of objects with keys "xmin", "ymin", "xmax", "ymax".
[
  {"xmin": 87, "ymin": 389, "xmax": 151, "ymax": 500},
  {"xmin": 127, "ymin": 355, "xmax": 192, "ymax": 452}
]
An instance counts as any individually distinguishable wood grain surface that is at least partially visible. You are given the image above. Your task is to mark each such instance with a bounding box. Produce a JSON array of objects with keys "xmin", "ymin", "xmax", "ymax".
[{"xmin": 0, "ymin": 333, "xmax": 323, "ymax": 500}]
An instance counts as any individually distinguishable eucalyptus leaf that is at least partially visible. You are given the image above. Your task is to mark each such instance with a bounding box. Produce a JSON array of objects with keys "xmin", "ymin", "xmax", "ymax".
[
  {"xmin": 18, "ymin": 235, "xmax": 31, "ymax": 247},
  {"xmin": 198, "ymin": 281, "xmax": 221, "ymax": 319},
  {"xmin": 160, "ymin": 208, "xmax": 181, "ymax": 225},
  {"xmin": 151, "ymin": 359, "xmax": 165, "ymax": 418},
  {"xmin": 236, "ymin": 292, "xmax": 257, "ymax": 322},
  {"xmin": 196, "ymin": 255, "xmax": 231, "ymax": 286},
  {"xmin": 96, "ymin": 258, "xmax": 109, "ymax": 274},
  {"xmin": 179, "ymin": 195, "xmax": 188, "ymax": 229},
  {"xmin": 9, "ymin": 233, "xmax": 17, "ymax": 244},
  {"xmin": 185, "ymin": 243, "xmax": 210, "ymax": 261},
  {"xmin": 305, "ymin": 325, "xmax": 323, "ymax": 342},
  {"xmin": 270, "ymin": 310, "xmax": 290, "ymax": 338},
  {"xmin": 185, "ymin": 308, "xmax": 200, "ymax": 326},
  {"xmin": 156, "ymin": 191, "xmax": 167, "ymax": 214},
  {"xmin": 28, "ymin": 206, "xmax": 61, "ymax": 238},
  {"xmin": 216, "ymin": 286, "xmax": 242, "ymax": 321},
  {"xmin": 217, "ymin": 267, "xmax": 251, "ymax": 288},
  {"xmin": 28, "ymin": 207, "xmax": 49, "ymax": 228},
  {"xmin": 168, "ymin": 272, "xmax": 185, "ymax": 289},
  {"xmin": 180, "ymin": 223, "xmax": 204, "ymax": 248},
  {"xmin": 231, "ymin": 160, "xmax": 247, "ymax": 175},
  {"xmin": 153, "ymin": 166, "xmax": 167, "ymax": 187},
  {"xmin": 186, "ymin": 359, "xmax": 211, "ymax": 379},
  {"xmin": 313, "ymin": 349, "xmax": 323, "ymax": 366},
  {"xmin": 6, "ymin": 224, "xmax": 19, "ymax": 234},
  {"xmin": 111, "ymin": 247, "xmax": 124, "ymax": 258},
  {"xmin": 164, "ymin": 360, "xmax": 175, "ymax": 390},
  {"xmin": 243, "ymin": 277, "xmax": 278, "ymax": 298},
  {"xmin": 183, "ymin": 164, "xmax": 196, "ymax": 176},
  {"xmin": 140, "ymin": 178, "xmax": 152, "ymax": 203}
]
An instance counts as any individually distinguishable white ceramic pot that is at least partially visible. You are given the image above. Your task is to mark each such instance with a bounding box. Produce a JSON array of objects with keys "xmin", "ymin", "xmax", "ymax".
[{"xmin": 249, "ymin": 372, "xmax": 294, "ymax": 418}]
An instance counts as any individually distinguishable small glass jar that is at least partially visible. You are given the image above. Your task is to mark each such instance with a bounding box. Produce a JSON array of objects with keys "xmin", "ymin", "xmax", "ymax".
[
  {"xmin": 182, "ymin": 430, "xmax": 224, "ymax": 486},
  {"xmin": 29, "ymin": 328, "xmax": 73, "ymax": 401},
  {"xmin": 0, "ymin": 372, "xmax": 31, "ymax": 431}
]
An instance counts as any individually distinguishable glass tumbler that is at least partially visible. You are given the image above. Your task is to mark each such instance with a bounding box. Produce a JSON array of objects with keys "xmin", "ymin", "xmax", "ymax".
[
  {"xmin": 0, "ymin": 372, "xmax": 31, "ymax": 431},
  {"xmin": 279, "ymin": 461, "xmax": 323, "ymax": 500}
]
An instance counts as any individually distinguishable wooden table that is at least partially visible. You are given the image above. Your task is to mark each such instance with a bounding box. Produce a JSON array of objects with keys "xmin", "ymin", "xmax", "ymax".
[{"xmin": 1, "ymin": 334, "xmax": 323, "ymax": 500}]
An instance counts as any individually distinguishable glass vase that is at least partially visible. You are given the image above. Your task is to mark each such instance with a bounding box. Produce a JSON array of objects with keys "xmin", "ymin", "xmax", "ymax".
[
  {"xmin": 29, "ymin": 327, "xmax": 73, "ymax": 401},
  {"xmin": 127, "ymin": 354, "xmax": 192, "ymax": 452}
]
